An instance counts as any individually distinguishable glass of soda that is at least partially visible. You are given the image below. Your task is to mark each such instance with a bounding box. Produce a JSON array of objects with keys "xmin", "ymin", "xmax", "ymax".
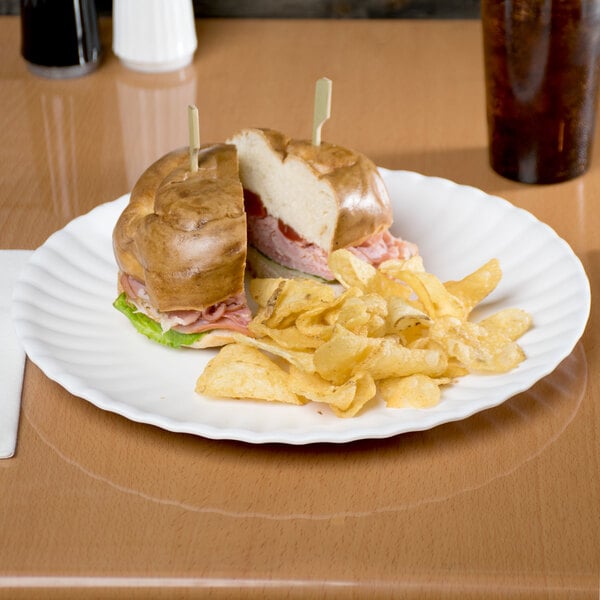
[
  {"xmin": 20, "ymin": 0, "xmax": 101, "ymax": 79},
  {"xmin": 482, "ymin": 1, "xmax": 600, "ymax": 184}
]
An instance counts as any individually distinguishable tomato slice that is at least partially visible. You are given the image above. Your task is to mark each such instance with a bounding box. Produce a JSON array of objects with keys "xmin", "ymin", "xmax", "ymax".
[
  {"xmin": 243, "ymin": 187, "xmax": 304, "ymax": 242},
  {"xmin": 277, "ymin": 219, "xmax": 303, "ymax": 242},
  {"xmin": 243, "ymin": 188, "xmax": 267, "ymax": 218}
]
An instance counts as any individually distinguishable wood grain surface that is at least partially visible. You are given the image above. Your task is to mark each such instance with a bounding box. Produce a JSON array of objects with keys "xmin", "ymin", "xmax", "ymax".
[{"xmin": 0, "ymin": 16, "xmax": 598, "ymax": 599}]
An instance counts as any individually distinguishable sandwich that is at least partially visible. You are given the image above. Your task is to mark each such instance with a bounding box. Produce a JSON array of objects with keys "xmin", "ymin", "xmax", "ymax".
[
  {"xmin": 228, "ymin": 128, "xmax": 417, "ymax": 281},
  {"xmin": 112, "ymin": 144, "xmax": 251, "ymax": 348}
]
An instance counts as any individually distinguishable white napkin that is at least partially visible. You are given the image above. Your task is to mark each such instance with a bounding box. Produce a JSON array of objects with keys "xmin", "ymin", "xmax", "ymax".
[{"xmin": 0, "ymin": 250, "xmax": 33, "ymax": 458}]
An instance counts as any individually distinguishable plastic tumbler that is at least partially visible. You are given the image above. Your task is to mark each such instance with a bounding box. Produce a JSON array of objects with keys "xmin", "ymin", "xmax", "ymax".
[{"xmin": 482, "ymin": 0, "xmax": 600, "ymax": 184}]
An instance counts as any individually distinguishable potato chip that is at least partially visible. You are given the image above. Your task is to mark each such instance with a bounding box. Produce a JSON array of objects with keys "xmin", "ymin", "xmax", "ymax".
[
  {"xmin": 379, "ymin": 255, "xmax": 426, "ymax": 276},
  {"xmin": 478, "ymin": 308, "xmax": 532, "ymax": 341},
  {"xmin": 329, "ymin": 249, "xmax": 416, "ymax": 302},
  {"xmin": 361, "ymin": 337, "xmax": 448, "ymax": 380},
  {"xmin": 313, "ymin": 325, "xmax": 377, "ymax": 385},
  {"xmin": 249, "ymin": 320, "xmax": 323, "ymax": 350},
  {"xmin": 336, "ymin": 294, "xmax": 387, "ymax": 337},
  {"xmin": 295, "ymin": 287, "xmax": 363, "ymax": 340},
  {"xmin": 485, "ymin": 343, "xmax": 526, "ymax": 373},
  {"xmin": 232, "ymin": 333, "xmax": 315, "ymax": 373},
  {"xmin": 289, "ymin": 366, "xmax": 368, "ymax": 411},
  {"xmin": 259, "ymin": 279, "xmax": 335, "ymax": 329},
  {"xmin": 329, "ymin": 372, "xmax": 377, "ymax": 418},
  {"xmin": 440, "ymin": 356, "xmax": 470, "ymax": 379},
  {"xmin": 288, "ymin": 318, "xmax": 334, "ymax": 345},
  {"xmin": 196, "ymin": 344, "xmax": 304, "ymax": 405},
  {"xmin": 392, "ymin": 270, "xmax": 465, "ymax": 319},
  {"xmin": 444, "ymin": 258, "xmax": 502, "ymax": 315},
  {"xmin": 429, "ymin": 316, "xmax": 525, "ymax": 373},
  {"xmin": 398, "ymin": 323, "xmax": 433, "ymax": 347},
  {"xmin": 369, "ymin": 271, "xmax": 414, "ymax": 302},
  {"xmin": 379, "ymin": 374, "xmax": 443, "ymax": 408},
  {"xmin": 249, "ymin": 278, "xmax": 286, "ymax": 308},
  {"xmin": 328, "ymin": 249, "xmax": 377, "ymax": 291},
  {"xmin": 386, "ymin": 296, "xmax": 430, "ymax": 334}
]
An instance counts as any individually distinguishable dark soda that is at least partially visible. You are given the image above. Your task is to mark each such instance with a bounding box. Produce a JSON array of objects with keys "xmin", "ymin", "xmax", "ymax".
[
  {"xmin": 20, "ymin": 0, "xmax": 101, "ymax": 78},
  {"xmin": 482, "ymin": 0, "xmax": 600, "ymax": 183}
]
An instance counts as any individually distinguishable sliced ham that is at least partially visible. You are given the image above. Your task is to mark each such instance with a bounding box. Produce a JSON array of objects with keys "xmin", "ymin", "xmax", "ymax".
[
  {"xmin": 173, "ymin": 308, "xmax": 251, "ymax": 335},
  {"xmin": 349, "ymin": 230, "xmax": 418, "ymax": 267},
  {"xmin": 247, "ymin": 215, "xmax": 418, "ymax": 280},
  {"xmin": 120, "ymin": 273, "xmax": 251, "ymax": 335},
  {"xmin": 247, "ymin": 214, "xmax": 332, "ymax": 279}
]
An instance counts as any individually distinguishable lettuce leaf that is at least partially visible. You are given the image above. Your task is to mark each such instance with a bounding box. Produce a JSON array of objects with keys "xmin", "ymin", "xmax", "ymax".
[{"xmin": 113, "ymin": 293, "xmax": 203, "ymax": 349}]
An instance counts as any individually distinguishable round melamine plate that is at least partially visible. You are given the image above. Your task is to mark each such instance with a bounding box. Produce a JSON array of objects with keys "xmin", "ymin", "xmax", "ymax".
[{"xmin": 12, "ymin": 170, "xmax": 591, "ymax": 444}]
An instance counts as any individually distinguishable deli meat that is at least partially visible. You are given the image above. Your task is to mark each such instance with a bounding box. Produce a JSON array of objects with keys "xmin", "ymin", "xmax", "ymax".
[
  {"xmin": 247, "ymin": 214, "xmax": 418, "ymax": 280},
  {"xmin": 247, "ymin": 214, "xmax": 333, "ymax": 279},
  {"xmin": 120, "ymin": 273, "xmax": 251, "ymax": 334},
  {"xmin": 349, "ymin": 230, "xmax": 418, "ymax": 267}
]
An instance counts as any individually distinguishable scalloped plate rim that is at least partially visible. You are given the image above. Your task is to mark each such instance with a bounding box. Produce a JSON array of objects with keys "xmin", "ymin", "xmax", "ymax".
[{"xmin": 11, "ymin": 169, "xmax": 591, "ymax": 444}]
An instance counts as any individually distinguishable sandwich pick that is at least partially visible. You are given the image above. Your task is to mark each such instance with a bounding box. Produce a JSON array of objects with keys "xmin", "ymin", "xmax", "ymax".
[{"xmin": 312, "ymin": 76, "xmax": 332, "ymax": 146}]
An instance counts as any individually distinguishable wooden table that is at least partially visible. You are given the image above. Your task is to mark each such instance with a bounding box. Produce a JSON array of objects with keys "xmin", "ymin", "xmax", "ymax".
[{"xmin": 1, "ymin": 16, "xmax": 598, "ymax": 599}]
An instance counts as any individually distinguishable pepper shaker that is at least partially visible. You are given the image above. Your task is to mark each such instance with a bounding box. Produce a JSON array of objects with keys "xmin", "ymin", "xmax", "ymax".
[{"xmin": 20, "ymin": 0, "xmax": 101, "ymax": 78}]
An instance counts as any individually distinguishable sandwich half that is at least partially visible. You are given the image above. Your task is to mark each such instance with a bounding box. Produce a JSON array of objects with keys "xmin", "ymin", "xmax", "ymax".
[
  {"xmin": 228, "ymin": 128, "xmax": 417, "ymax": 281},
  {"xmin": 112, "ymin": 144, "xmax": 251, "ymax": 348}
]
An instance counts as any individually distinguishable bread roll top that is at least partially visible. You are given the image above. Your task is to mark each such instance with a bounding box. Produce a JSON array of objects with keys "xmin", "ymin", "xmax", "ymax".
[
  {"xmin": 229, "ymin": 128, "xmax": 393, "ymax": 252},
  {"xmin": 113, "ymin": 144, "xmax": 246, "ymax": 312}
]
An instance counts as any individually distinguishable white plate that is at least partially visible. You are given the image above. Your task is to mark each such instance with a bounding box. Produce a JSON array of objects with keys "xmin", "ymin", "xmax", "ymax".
[{"xmin": 12, "ymin": 170, "xmax": 590, "ymax": 444}]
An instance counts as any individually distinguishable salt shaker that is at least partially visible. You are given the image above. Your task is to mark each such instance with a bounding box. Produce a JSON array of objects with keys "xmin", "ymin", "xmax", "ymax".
[{"xmin": 113, "ymin": 0, "xmax": 198, "ymax": 73}]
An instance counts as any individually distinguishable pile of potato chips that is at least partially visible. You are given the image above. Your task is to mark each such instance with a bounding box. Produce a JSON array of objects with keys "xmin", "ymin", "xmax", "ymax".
[{"xmin": 196, "ymin": 250, "xmax": 532, "ymax": 417}]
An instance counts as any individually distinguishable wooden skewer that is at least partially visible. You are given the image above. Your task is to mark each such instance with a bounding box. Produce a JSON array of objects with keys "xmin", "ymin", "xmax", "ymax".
[
  {"xmin": 188, "ymin": 104, "xmax": 200, "ymax": 173},
  {"xmin": 312, "ymin": 77, "xmax": 332, "ymax": 146}
]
